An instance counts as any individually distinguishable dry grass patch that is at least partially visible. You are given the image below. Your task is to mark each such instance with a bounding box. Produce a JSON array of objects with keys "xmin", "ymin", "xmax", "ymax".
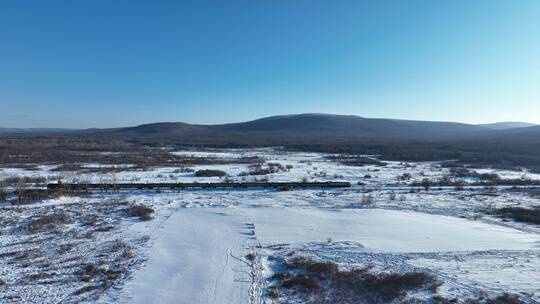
[
  {"xmin": 494, "ymin": 207, "xmax": 540, "ymax": 225},
  {"xmin": 269, "ymin": 256, "xmax": 441, "ymax": 303},
  {"xmin": 195, "ymin": 169, "xmax": 227, "ymax": 177},
  {"xmin": 126, "ymin": 204, "xmax": 155, "ymax": 221}
]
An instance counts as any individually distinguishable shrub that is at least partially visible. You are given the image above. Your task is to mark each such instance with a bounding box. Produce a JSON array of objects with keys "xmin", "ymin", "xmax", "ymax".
[
  {"xmin": 245, "ymin": 253, "xmax": 256, "ymax": 262},
  {"xmin": 450, "ymin": 167, "xmax": 473, "ymax": 178},
  {"xmin": 282, "ymin": 275, "xmax": 320, "ymax": 290},
  {"xmin": 195, "ymin": 169, "xmax": 227, "ymax": 177},
  {"xmin": 267, "ymin": 285, "xmax": 279, "ymax": 298},
  {"xmin": 73, "ymin": 285, "xmax": 97, "ymax": 296},
  {"xmin": 0, "ymin": 185, "xmax": 6, "ymax": 201},
  {"xmin": 25, "ymin": 212, "xmax": 73, "ymax": 233},
  {"xmin": 454, "ymin": 181, "xmax": 465, "ymax": 191},
  {"xmin": 421, "ymin": 178, "xmax": 431, "ymax": 192},
  {"xmin": 2, "ymin": 176, "xmax": 47, "ymax": 184},
  {"xmin": 361, "ymin": 194, "xmax": 375, "ymax": 207},
  {"xmin": 479, "ymin": 173, "xmax": 501, "ymax": 183},
  {"xmin": 173, "ymin": 167, "xmax": 195, "ymax": 173},
  {"xmin": 327, "ymin": 155, "xmax": 386, "ymax": 167},
  {"xmin": 76, "ymin": 263, "xmax": 104, "ymax": 282},
  {"xmin": 360, "ymin": 272, "xmax": 439, "ymax": 300},
  {"xmin": 285, "ymin": 257, "xmax": 338, "ymax": 279},
  {"xmin": 494, "ymin": 207, "xmax": 540, "ymax": 225},
  {"xmin": 398, "ymin": 173, "xmax": 412, "ymax": 181},
  {"xmin": 240, "ymin": 163, "xmax": 287, "ymax": 176},
  {"xmin": 431, "ymin": 295, "xmax": 459, "ymax": 304},
  {"xmin": 80, "ymin": 214, "xmax": 100, "ymax": 227},
  {"xmin": 273, "ymin": 256, "xmax": 440, "ymax": 303},
  {"xmin": 486, "ymin": 293, "xmax": 524, "ymax": 304},
  {"xmin": 127, "ymin": 204, "xmax": 155, "ymax": 221}
]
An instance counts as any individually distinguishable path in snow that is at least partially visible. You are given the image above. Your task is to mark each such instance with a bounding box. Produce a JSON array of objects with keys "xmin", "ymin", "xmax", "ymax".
[{"xmin": 118, "ymin": 209, "xmax": 250, "ymax": 304}]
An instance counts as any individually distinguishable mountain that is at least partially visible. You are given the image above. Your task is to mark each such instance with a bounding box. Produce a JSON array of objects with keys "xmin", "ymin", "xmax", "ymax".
[
  {"xmin": 5, "ymin": 114, "xmax": 540, "ymax": 144},
  {"xmin": 0, "ymin": 128, "xmax": 73, "ymax": 134},
  {"xmin": 478, "ymin": 122, "xmax": 537, "ymax": 130},
  {"xmin": 4, "ymin": 113, "xmax": 540, "ymax": 171},
  {"xmin": 488, "ymin": 125, "xmax": 540, "ymax": 140},
  {"xmin": 109, "ymin": 113, "xmax": 490, "ymax": 140},
  {"xmin": 109, "ymin": 122, "xmax": 207, "ymax": 134},
  {"xmin": 216, "ymin": 114, "xmax": 487, "ymax": 135}
]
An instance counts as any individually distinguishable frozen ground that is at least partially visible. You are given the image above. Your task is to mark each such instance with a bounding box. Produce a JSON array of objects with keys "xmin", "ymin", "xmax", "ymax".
[
  {"xmin": 117, "ymin": 208, "xmax": 250, "ymax": 304},
  {"xmin": 1, "ymin": 148, "xmax": 540, "ymax": 303},
  {"xmin": 0, "ymin": 196, "xmax": 152, "ymax": 303},
  {"xmin": 114, "ymin": 205, "xmax": 540, "ymax": 303},
  {"xmin": 4, "ymin": 148, "xmax": 539, "ymax": 185}
]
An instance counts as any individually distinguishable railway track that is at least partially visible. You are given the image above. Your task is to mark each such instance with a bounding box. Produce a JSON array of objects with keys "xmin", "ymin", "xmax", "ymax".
[{"xmin": 44, "ymin": 181, "xmax": 352, "ymax": 191}]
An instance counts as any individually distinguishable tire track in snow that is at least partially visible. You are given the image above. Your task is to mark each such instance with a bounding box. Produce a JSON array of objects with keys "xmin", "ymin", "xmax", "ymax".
[{"xmin": 212, "ymin": 249, "xmax": 231, "ymax": 303}]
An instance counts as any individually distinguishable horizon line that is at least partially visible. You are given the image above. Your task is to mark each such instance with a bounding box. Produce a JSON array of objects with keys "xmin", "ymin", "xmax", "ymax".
[{"xmin": 0, "ymin": 113, "xmax": 538, "ymax": 130}]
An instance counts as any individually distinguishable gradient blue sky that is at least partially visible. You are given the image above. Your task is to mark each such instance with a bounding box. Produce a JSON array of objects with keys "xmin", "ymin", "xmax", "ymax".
[{"xmin": 1, "ymin": 0, "xmax": 539, "ymax": 128}]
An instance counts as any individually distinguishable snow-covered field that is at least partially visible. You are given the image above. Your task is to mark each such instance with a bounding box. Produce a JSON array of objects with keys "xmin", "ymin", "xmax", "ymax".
[
  {"xmin": 117, "ymin": 206, "xmax": 540, "ymax": 303},
  {"xmin": 1, "ymin": 148, "xmax": 540, "ymax": 303},
  {"xmin": 7, "ymin": 148, "xmax": 540, "ymax": 185}
]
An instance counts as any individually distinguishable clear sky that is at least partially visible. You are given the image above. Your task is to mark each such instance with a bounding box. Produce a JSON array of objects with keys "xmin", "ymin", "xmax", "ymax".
[{"xmin": 1, "ymin": 0, "xmax": 539, "ymax": 128}]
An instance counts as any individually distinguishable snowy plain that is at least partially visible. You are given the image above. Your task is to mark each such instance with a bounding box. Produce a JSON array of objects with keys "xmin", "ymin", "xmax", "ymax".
[
  {"xmin": 4, "ymin": 148, "xmax": 540, "ymax": 185},
  {"xmin": 1, "ymin": 148, "xmax": 540, "ymax": 303}
]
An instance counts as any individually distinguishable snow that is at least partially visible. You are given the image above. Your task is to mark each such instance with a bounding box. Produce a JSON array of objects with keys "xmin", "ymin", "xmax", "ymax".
[
  {"xmin": 411, "ymin": 251, "xmax": 540, "ymax": 299},
  {"xmin": 118, "ymin": 208, "xmax": 250, "ymax": 304},
  {"xmin": 2, "ymin": 148, "xmax": 540, "ymax": 186},
  {"xmin": 2, "ymin": 148, "xmax": 540, "ymax": 303},
  {"xmin": 233, "ymin": 207, "xmax": 540, "ymax": 252},
  {"xmin": 0, "ymin": 149, "xmax": 455, "ymax": 185},
  {"xmin": 114, "ymin": 206, "xmax": 540, "ymax": 303},
  {"xmin": 171, "ymin": 150, "xmax": 253, "ymax": 159},
  {"xmin": 475, "ymin": 168, "xmax": 540, "ymax": 181}
]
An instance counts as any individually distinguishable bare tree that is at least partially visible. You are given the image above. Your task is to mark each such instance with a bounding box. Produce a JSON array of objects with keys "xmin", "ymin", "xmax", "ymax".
[
  {"xmin": 362, "ymin": 194, "xmax": 375, "ymax": 207},
  {"xmin": 420, "ymin": 178, "xmax": 431, "ymax": 192},
  {"xmin": 0, "ymin": 180, "xmax": 6, "ymax": 201},
  {"xmin": 454, "ymin": 181, "xmax": 465, "ymax": 191},
  {"xmin": 16, "ymin": 177, "xmax": 26, "ymax": 204}
]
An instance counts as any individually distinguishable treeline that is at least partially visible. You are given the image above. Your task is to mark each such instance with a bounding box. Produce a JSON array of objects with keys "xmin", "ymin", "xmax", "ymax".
[
  {"xmin": 2, "ymin": 130, "xmax": 540, "ymax": 173},
  {"xmin": 286, "ymin": 140, "xmax": 540, "ymax": 173}
]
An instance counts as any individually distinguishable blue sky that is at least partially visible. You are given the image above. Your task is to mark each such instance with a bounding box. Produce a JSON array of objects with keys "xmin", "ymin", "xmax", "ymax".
[{"xmin": 1, "ymin": 0, "xmax": 539, "ymax": 128}]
